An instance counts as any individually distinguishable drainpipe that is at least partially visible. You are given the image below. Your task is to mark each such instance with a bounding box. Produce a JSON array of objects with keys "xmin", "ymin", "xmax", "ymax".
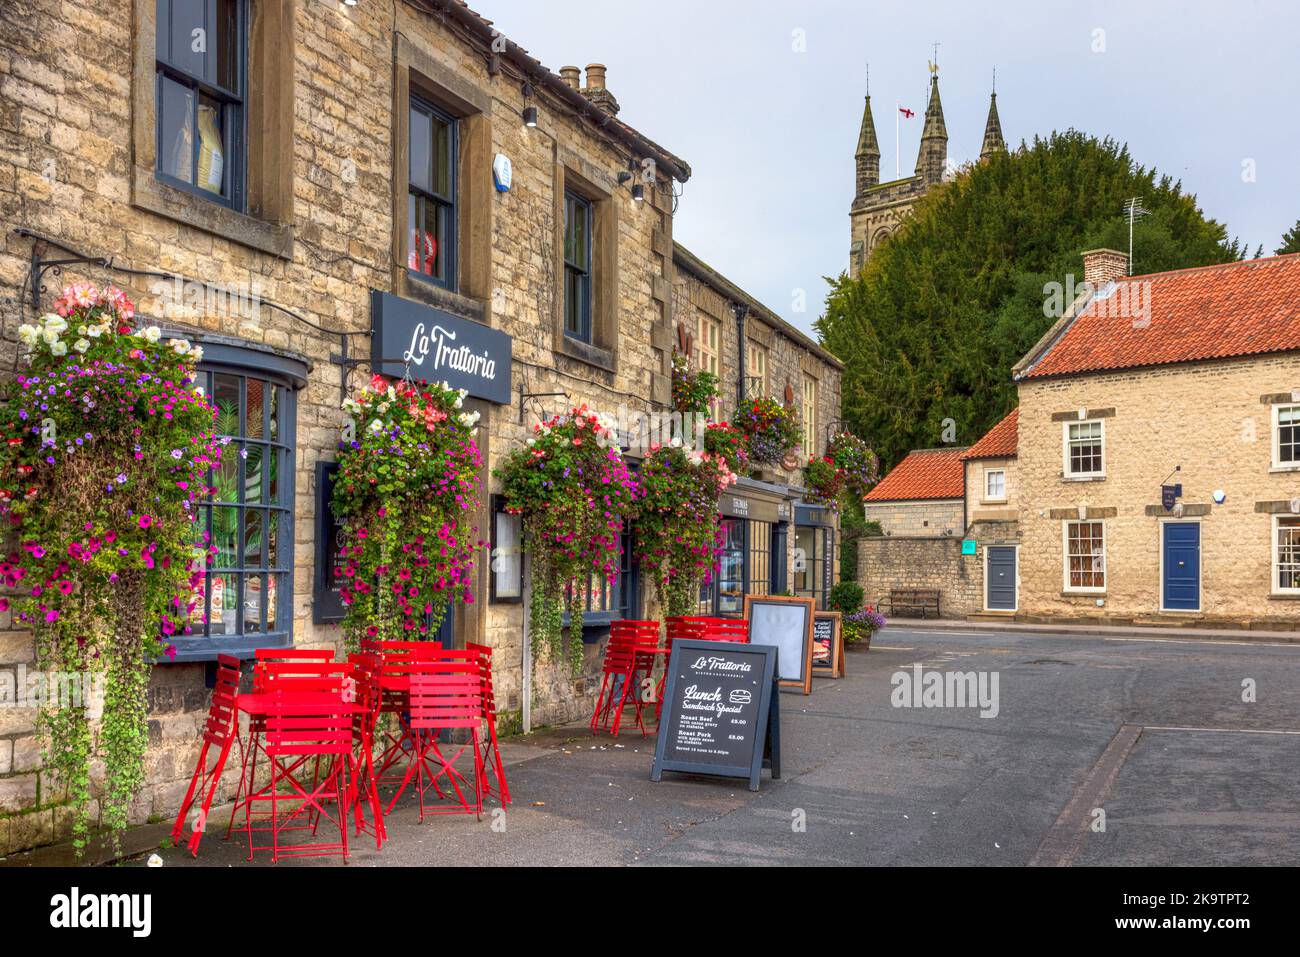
[
  {"xmin": 521, "ymin": 558, "xmax": 532, "ymax": 733},
  {"xmin": 731, "ymin": 302, "xmax": 749, "ymax": 407}
]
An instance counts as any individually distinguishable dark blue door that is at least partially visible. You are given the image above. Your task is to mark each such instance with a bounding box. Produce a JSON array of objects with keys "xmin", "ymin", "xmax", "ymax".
[
  {"xmin": 986, "ymin": 546, "xmax": 1017, "ymax": 610},
  {"xmin": 1162, "ymin": 523, "xmax": 1200, "ymax": 610}
]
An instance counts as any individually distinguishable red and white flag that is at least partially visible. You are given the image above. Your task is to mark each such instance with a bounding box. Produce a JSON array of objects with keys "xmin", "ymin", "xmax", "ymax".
[{"xmin": 898, "ymin": 107, "xmax": 915, "ymax": 119}]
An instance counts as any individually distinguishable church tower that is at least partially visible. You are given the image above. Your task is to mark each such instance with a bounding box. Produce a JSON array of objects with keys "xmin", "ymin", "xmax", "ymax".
[
  {"xmin": 914, "ymin": 73, "xmax": 948, "ymax": 185},
  {"xmin": 854, "ymin": 94, "xmax": 881, "ymax": 201}
]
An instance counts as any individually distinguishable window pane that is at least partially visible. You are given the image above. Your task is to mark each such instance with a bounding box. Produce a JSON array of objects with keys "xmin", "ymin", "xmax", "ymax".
[
  {"xmin": 195, "ymin": 96, "xmax": 226, "ymax": 195},
  {"xmin": 244, "ymin": 445, "xmax": 264, "ymax": 504},
  {"xmin": 244, "ymin": 573, "xmax": 263, "ymax": 633},
  {"xmin": 213, "ymin": 373, "xmax": 241, "ymax": 433},
  {"xmin": 268, "ymin": 446, "xmax": 281, "ymax": 503},
  {"xmin": 243, "ymin": 509, "xmax": 264, "ymax": 568},
  {"xmin": 158, "ymin": 75, "xmax": 195, "ymax": 184},
  {"xmin": 245, "ymin": 379, "xmax": 265, "ymax": 439},
  {"xmin": 409, "ymin": 105, "xmax": 432, "ymax": 193},
  {"xmin": 208, "ymin": 573, "xmax": 235, "ymax": 634},
  {"xmin": 1278, "ymin": 519, "xmax": 1300, "ymax": 589},
  {"xmin": 213, "ymin": 446, "xmax": 239, "ymax": 503},
  {"xmin": 266, "ymin": 574, "xmax": 279, "ymax": 630},
  {"xmin": 266, "ymin": 510, "xmax": 280, "ymax": 568},
  {"xmin": 408, "ymin": 193, "xmax": 447, "ymax": 281},
  {"xmin": 1279, "ymin": 407, "xmax": 1299, "ymax": 463},
  {"xmin": 212, "ymin": 507, "xmax": 238, "ymax": 567},
  {"xmin": 268, "ymin": 384, "xmax": 280, "ymax": 442},
  {"xmin": 166, "ymin": 0, "xmax": 207, "ymax": 76},
  {"xmin": 432, "ymin": 115, "xmax": 452, "ymax": 199},
  {"xmin": 214, "ymin": 0, "xmax": 239, "ymax": 91},
  {"xmin": 494, "ymin": 510, "xmax": 522, "ymax": 598}
]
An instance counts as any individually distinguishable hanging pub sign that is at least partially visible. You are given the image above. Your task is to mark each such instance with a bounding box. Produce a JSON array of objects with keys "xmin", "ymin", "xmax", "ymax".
[
  {"xmin": 370, "ymin": 290, "xmax": 512, "ymax": 404},
  {"xmin": 651, "ymin": 639, "xmax": 781, "ymax": 792},
  {"xmin": 1161, "ymin": 483, "xmax": 1182, "ymax": 511},
  {"xmin": 811, "ymin": 610, "xmax": 844, "ymax": 678},
  {"xmin": 744, "ymin": 594, "xmax": 815, "ymax": 695}
]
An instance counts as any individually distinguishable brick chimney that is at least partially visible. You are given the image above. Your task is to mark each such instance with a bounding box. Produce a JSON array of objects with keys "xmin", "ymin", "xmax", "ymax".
[
  {"xmin": 559, "ymin": 65, "xmax": 580, "ymax": 90},
  {"xmin": 581, "ymin": 63, "xmax": 620, "ymax": 115},
  {"xmin": 1082, "ymin": 248, "xmax": 1129, "ymax": 285}
]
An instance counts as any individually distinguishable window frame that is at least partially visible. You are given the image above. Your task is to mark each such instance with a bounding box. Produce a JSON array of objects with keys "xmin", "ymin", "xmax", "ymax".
[
  {"xmin": 154, "ymin": 0, "xmax": 248, "ymax": 210},
  {"xmin": 563, "ymin": 190, "xmax": 594, "ymax": 343},
  {"xmin": 802, "ymin": 378, "xmax": 818, "ymax": 455},
  {"xmin": 696, "ymin": 315, "xmax": 721, "ymax": 420},
  {"xmin": 406, "ymin": 93, "xmax": 459, "ymax": 291},
  {"xmin": 1272, "ymin": 404, "xmax": 1300, "ymax": 469},
  {"xmin": 169, "ymin": 353, "xmax": 299, "ymax": 661},
  {"xmin": 1273, "ymin": 515, "xmax": 1300, "ymax": 595},
  {"xmin": 489, "ymin": 494, "xmax": 523, "ymax": 604},
  {"xmin": 984, "ymin": 468, "xmax": 1007, "ymax": 502},
  {"xmin": 1062, "ymin": 519, "xmax": 1107, "ymax": 594},
  {"xmin": 1063, "ymin": 419, "xmax": 1105, "ymax": 479},
  {"xmin": 746, "ymin": 341, "xmax": 768, "ymax": 399}
]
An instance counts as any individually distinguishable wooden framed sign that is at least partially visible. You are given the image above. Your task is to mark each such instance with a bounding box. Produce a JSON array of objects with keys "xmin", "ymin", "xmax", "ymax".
[
  {"xmin": 651, "ymin": 639, "xmax": 781, "ymax": 792},
  {"xmin": 811, "ymin": 610, "xmax": 844, "ymax": 678},
  {"xmin": 744, "ymin": 594, "xmax": 815, "ymax": 695}
]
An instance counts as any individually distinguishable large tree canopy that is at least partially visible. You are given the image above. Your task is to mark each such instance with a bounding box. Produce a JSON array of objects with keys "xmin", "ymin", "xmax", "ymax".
[{"xmin": 818, "ymin": 131, "xmax": 1243, "ymax": 471}]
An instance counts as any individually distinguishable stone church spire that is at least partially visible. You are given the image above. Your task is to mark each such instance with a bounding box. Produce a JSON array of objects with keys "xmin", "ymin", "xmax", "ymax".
[
  {"xmin": 854, "ymin": 94, "xmax": 881, "ymax": 200},
  {"xmin": 914, "ymin": 73, "xmax": 947, "ymax": 185},
  {"xmin": 980, "ymin": 86, "xmax": 1005, "ymax": 161}
]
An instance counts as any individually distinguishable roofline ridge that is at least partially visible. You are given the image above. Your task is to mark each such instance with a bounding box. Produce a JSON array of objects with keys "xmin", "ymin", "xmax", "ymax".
[{"xmin": 1121, "ymin": 250, "xmax": 1300, "ymax": 284}]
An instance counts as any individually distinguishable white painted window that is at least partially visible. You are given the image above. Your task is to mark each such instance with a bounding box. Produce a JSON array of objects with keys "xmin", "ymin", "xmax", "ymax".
[
  {"xmin": 985, "ymin": 468, "xmax": 1006, "ymax": 500},
  {"xmin": 1064, "ymin": 420, "xmax": 1104, "ymax": 477},
  {"xmin": 1274, "ymin": 516, "xmax": 1300, "ymax": 593},
  {"xmin": 695, "ymin": 315, "xmax": 720, "ymax": 421},
  {"xmin": 747, "ymin": 342, "xmax": 767, "ymax": 399},
  {"xmin": 1064, "ymin": 520, "xmax": 1106, "ymax": 591},
  {"xmin": 1273, "ymin": 405, "xmax": 1300, "ymax": 468},
  {"xmin": 802, "ymin": 377, "xmax": 818, "ymax": 454}
]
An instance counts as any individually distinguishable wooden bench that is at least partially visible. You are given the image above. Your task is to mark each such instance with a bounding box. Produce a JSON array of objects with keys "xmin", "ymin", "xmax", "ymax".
[{"xmin": 880, "ymin": 588, "xmax": 941, "ymax": 619}]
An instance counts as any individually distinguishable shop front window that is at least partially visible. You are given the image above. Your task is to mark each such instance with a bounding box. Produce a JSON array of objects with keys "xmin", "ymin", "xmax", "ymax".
[
  {"xmin": 566, "ymin": 527, "xmax": 637, "ymax": 624},
  {"xmin": 794, "ymin": 525, "xmax": 831, "ymax": 608},
  {"xmin": 180, "ymin": 360, "xmax": 296, "ymax": 657}
]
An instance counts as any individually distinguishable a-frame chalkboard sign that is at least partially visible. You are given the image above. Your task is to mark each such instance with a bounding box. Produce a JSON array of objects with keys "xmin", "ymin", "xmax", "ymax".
[{"xmin": 650, "ymin": 639, "xmax": 782, "ymax": 792}]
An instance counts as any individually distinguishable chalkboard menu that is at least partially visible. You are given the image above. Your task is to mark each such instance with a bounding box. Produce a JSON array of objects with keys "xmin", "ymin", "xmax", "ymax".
[
  {"xmin": 811, "ymin": 610, "xmax": 844, "ymax": 678},
  {"xmin": 651, "ymin": 639, "xmax": 780, "ymax": 792}
]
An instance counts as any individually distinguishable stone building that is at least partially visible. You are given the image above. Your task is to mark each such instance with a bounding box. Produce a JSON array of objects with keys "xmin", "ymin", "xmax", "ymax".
[
  {"xmin": 672, "ymin": 245, "xmax": 845, "ymax": 614},
  {"xmin": 0, "ymin": 0, "xmax": 840, "ymax": 854},
  {"xmin": 848, "ymin": 73, "xmax": 1005, "ymax": 271},
  {"xmin": 859, "ymin": 249, "xmax": 1300, "ymax": 628}
]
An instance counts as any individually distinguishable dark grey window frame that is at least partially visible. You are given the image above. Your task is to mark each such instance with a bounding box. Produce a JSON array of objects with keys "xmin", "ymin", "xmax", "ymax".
[
  {"xmin": 563, "ymin": 190, "xmax": 593, "ymax": 343},
  {"xmin": 154, "ymin": 0, "xmax": 247, "ymax": 210},
  {"xmin": 407, "ymin": 94, "xmax": 459, "ymax": 291},
  {"xmin": 169, "ymin": 347, "xmax": 300, "ymax": 662}
]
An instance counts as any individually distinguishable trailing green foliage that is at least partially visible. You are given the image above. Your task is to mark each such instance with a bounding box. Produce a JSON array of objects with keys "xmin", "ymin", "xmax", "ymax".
[{"xmin": 818, "ymin": 131, "xmax": 1242, "ymax": 471}]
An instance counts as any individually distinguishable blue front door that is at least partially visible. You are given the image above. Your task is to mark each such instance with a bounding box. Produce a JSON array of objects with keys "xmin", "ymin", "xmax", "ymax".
[{"xmin": 1162, "ymin": 523, "xmax": 1200, "ymax": 611}]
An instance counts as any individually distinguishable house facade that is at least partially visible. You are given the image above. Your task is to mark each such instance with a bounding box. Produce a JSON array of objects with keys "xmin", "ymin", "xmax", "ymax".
[{"xmin": 0, "ymin": 0, "xmax": 840, "ymax": 854}]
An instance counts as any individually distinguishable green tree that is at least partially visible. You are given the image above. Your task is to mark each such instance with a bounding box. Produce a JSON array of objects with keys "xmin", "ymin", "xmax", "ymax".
[
  {"xmin": 1277, "ymin": 219, "xmax": 1300, "ymax": 255},
  {"xmin": 817, "ymin": 131, "xmax": 1240, "ymax": 471}
]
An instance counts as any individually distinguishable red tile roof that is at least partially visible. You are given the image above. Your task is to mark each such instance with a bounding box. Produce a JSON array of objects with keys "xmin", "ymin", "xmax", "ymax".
[
  {"xmin": 961, "ymin": 408, "xmax": 1018, "ymax": 460},
  {"xmin": 1024, "ymin": 254, "xmax": 1300, "ymax": 379},
  {"xmin": 864, "ymin": 448, "xmax": 968, "ymax": 502}
]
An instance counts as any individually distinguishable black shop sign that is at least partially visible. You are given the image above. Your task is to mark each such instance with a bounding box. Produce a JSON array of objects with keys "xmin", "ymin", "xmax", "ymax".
[
  {"xmin": 370, "ymin": 290, "xmax": 512, "ymax": 404},
  {"xmin": 651, "ymin": 639, "xmax": 781, "ymax": 792}
]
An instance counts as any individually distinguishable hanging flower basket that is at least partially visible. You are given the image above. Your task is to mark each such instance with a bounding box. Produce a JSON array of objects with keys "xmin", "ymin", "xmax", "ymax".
[
  {"xmin": 732, "ymin": 396, "xmax": 802, "ymax": 467},
  {"xmin": 0, "ymin": 284, "xmax": 220, "ymax": 852},
  {"xmin": 671, "ymin": 351, "xmax": 719, "ymax": 419},
  {"xmin": 702, "ymin": 421, "xmax": 749, "ymax": 474},
  {"xmin": 827, "ymin": 431, "xmax": 881, "ymax": 500},
  {"xmin": 802, "ymin": 455, "xmax": 846, "ymax": 507},
  {"xmin": 332, "ymin": 374, "xmax": 483, "ymax": 648},
  {"xmin": 632, "ymin": 442, "xmax": 737, "ymax": 617},
  {"xmin": 494, "ymin": 406, "xmax": 639, "ymax": 674}
]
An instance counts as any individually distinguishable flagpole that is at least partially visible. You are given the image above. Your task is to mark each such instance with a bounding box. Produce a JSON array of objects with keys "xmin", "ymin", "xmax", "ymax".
[{"xmin": 895, "ymin": 101, "xmax": 900, "ymax": 180}]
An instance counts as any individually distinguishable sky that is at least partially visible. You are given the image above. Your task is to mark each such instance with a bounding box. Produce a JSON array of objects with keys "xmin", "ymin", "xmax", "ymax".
[{"xmin": 474, "ymin": 0, "xmax": 1300, "ymax": 338}]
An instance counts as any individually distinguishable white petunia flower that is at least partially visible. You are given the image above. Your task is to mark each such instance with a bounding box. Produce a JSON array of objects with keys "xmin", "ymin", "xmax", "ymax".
[
  {"xmin": 17, "ymin": 324, "xmax": 38, "ymax": 346},
  {"xmin": 142, "ymin": 326, "xmax": 162, "ymax": 343},
  {"xmin": 169, "ymin": 338, "xmax": 191, "ymax": 354},
  {"xmin": 42, "ymin": 328, "xmax": 61, "ymax": 345},
  {"xmin": 73, "ymin": 338, "xmax": 91, "ymax": 354},
  {"xmin": 50, "ymin": 340, "xmax": 68, "ymax": 356},
  {"xmin": 190, "ymin": 346, "xmax": 204, "ymax": 363}
]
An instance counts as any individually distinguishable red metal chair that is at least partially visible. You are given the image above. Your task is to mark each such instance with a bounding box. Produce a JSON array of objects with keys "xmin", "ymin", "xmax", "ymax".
[
  {"xmin": 366, "ymin": 640, "xmax": 443, "ymax": 786},
  {"xmin": 591, "ymin": 620, "xmax": 660, "ymax": 737},
  {"xmin": 702, "ymin": 618, "xmax": 749, "ymax": 643},
  {"xmin": 244, "ymin": 690, "xmax": 354, "ymax": 863},
  {"xmin": 346, "ymin": 652, "xmax": 386, "ymax": 849},
  {"xmin": 467, "ymin": 641, "xmax": 511, "ymax": 805},
  {"xmin": 172, "ymin": 653, "xmax": 241, "ymax": 857},
  {"xmin": 401, "ymin": 672, "xmax": 487, "ymax": 820}
]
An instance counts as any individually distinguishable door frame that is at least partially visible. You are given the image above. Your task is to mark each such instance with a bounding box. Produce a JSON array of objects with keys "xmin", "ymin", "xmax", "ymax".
[
  {"xmin": 982, "ymin": 543, "xmax": 1019, "ymax": 612},
  {"xmin": 1158, "ymin": 518, "xmax": 1202, "ymax": 613}
]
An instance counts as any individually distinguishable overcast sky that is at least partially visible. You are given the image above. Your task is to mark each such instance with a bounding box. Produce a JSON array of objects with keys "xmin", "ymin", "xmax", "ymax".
[{"xmin": 476, "ymin": 0, "xmax": 1300, "ymax": 338}]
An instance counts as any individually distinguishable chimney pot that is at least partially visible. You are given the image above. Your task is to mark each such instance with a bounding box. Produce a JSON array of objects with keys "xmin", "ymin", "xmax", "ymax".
[
  {"xmin": 585, "ymin": 63, "xmax": 607, "ymax": 91},
  {"xmin": 1082, "ymin": 248, "xmax": 1129, "ymax": 286},
  {"xmin": 559, "ymin": 66, "xmax": 580, "ymax": 90}
]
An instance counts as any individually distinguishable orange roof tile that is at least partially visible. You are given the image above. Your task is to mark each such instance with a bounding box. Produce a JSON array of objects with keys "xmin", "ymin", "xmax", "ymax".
[
  {"xmin": 961, "ymin": 408, "xmax": 1018, "ymax": 460},
  {"xmin": 1024, "ymin": 254, "xmax": 1300, "ymax": 379},
  {"xmin": 864, "ymin": 448, "xmax": 967, "ymax": 502}
]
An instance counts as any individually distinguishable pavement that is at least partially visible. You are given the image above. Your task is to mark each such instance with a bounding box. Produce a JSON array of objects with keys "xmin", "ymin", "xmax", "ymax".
[{"xmin": 121, "ymin": 623, "xmax": 1300, "ymax": 867}]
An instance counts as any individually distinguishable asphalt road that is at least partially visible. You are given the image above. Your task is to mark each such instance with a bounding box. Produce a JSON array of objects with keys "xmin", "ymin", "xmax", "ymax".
[{"xmin": 152, "ymin": 626, "xmax": 1300, "ymax": 867}]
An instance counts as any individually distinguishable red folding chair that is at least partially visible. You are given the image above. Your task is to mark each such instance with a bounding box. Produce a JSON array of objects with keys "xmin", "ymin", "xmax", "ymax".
[
  {"xmin": 401, "ymin": 672, "xmax": 486, "ymax": 820},
  {"xmin": 243, "ymin": 690, "xmax": 354, "ymax": 863},
  {"xmin": 172, "ymin": 653, "xmax": 241, "ymax": 857},
  {"xmin": 346, "ymin": 652, "xmax": 386, "ymax": 849},
  {"xmin": 702, "ymin": 618, "xmax": 749, "ymax": 642},
  {"xmin": 468, "ymin": 642, "xmax": 511, "ymax": 805},
  {"xmin": 591, "ymin": 620, "xmax": 660, "ymax": 737},
  {"xmin": 366, "ymin": 640, "xmax": 443, "ymax": 787}
]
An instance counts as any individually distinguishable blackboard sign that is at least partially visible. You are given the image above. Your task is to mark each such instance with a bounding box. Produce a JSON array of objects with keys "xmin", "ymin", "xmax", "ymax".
[
  {"xmin": 812, "ymin": 611, "xmax": 844, "ymax": 678},
  {"xmin": 312, "ymin": 461, "xmax": 346, "ymax": 624},
  {"xmin": 744, "ymin": 594, "xmax": 815, "ymax": 694},
  {"xmin": 651, "ymin": 640, "xmax": 780, "ymax": 792}
]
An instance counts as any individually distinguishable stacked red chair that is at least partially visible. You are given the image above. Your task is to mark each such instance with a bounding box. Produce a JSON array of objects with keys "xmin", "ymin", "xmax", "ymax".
[
  {"xmin": 590, "ymin": 619, "xmax": 661, "ymax": 738},
  {"xmin": 402, "ymin": 672, "xmax": 487, "ymax": 820},
  {"xmin": 467, "ymin": 641, "xmax": 510, "ymax": 805},
  {"xmin": 171, "ymin": 653, "xmax": 241, "ymax": 857},
  {"xmin": 657, "ymin": 617, "xmax": 749, "ymax": 721},
  {"xmin": 255, "ymin": 690, "xmax": 355, "ymax": 862},
  {"xmin": 345, "ymin": 652, "xmax": 387, "ymax": 849},
  {"xmin": 365, "ymin": 640, "xmax": 444, "ymax": 786}
]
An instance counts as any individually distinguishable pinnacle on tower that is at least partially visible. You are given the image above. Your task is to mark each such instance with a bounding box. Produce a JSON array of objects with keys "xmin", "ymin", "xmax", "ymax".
[
  {"xmin": 980, "ymin": 89, "xmax": 1006, "ymax": 161},
  {"xmin": 914, "ymin": 73, "xmax": 947, "ymax": 185},
  {"xmin": 855, "ymin": 95, "xmax": 881, "ymax": 199}
]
